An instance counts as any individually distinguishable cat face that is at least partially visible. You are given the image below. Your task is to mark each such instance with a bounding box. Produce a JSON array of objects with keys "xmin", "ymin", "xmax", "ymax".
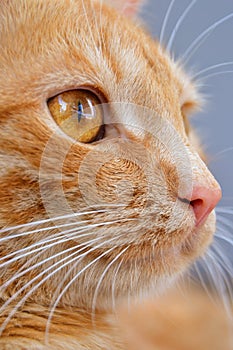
[{"xmin": 0, "ymin": 0, "xmax": 221, "ymax": 310}]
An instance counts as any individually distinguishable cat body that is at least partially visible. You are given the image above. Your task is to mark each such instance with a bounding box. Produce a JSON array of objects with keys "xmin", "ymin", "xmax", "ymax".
[{"xmin": 0, "ymin": 0, "xmax": 229, "ymax": 349}]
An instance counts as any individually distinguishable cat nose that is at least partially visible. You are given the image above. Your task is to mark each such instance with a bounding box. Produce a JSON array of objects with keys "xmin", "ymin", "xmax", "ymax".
[{"xmin": 189, "ymin": 185, "xmax": 222, "ymax": 227}]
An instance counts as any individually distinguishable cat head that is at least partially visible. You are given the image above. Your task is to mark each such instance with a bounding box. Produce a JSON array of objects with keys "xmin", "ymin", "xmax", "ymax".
[{"xmin": 0, "ymin": 0, "xmax": 221, "ymax": 311}]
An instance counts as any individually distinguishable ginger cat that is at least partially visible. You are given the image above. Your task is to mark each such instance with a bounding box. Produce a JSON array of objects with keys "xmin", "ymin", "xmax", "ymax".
[{"xmin": 0, "ymin": 0, "xmax": 231, "ymax": 349}]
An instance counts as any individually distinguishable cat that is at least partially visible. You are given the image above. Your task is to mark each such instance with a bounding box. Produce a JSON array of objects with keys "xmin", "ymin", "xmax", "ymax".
[{"xmin": 0, "ymin": 0, "xmax": 231, "ymax": 349}]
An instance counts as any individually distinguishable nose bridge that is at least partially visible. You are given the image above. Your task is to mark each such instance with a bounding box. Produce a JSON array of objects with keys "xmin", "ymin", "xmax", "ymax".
[{"xmin": 190, "ymin": 150, "xmax": 221, "ymax": 192}]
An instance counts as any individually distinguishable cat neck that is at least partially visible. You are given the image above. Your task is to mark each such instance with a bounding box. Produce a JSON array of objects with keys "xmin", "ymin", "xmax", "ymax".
[{"xmin": 0, "ymin": 302, "xmax": 124, "ymax": 350}]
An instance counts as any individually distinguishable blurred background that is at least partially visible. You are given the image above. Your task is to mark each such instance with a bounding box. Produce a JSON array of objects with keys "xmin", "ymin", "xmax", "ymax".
[{"xmin": 141, "ymin": 0, "xmax": 233, "ymax": 284}]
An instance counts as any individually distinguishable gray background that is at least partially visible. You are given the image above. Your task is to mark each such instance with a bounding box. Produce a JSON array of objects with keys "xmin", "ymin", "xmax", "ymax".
[{"xmin": 142, "ymin": 0, "xmax": 233, "ymax": 207}]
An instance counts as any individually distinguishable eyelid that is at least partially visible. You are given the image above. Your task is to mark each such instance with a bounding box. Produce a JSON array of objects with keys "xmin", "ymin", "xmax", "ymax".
[{"xmin": 47, "ymin": 86, "xmax": 108, "ymax": 105}]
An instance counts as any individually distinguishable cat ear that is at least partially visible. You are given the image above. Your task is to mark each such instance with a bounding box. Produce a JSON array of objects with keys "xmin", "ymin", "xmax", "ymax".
[{"xmin": 105, "ymin": 0, "xmax": 146, "ymax": 17}]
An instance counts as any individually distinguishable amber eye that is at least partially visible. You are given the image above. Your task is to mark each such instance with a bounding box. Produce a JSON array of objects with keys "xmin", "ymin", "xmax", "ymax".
[{"xmin": 47, "ymin": 90, "xmax": 104, "ymax": 143}]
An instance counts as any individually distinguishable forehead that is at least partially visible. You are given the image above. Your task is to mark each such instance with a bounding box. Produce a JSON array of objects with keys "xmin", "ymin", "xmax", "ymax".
[{"xmin": 0, "ymin": 0, "xmax": 197, "ymax": 126}]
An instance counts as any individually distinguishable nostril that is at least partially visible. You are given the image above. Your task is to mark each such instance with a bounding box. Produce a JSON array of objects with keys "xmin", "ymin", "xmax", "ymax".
[
  {"xmin": 190, "ymin": 198, "xmax": 205, "ymax": 226},
  {"xmin": 190, "ymin": 187, "xmax": 222, "ymax": 227},
  {"xmin": 190, "ymin": 198, "xmax": 203, "ymax": 209}
]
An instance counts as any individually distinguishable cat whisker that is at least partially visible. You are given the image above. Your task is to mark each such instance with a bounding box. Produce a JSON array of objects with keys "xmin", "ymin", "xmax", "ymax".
[
  {"xmin": 215, "ymin": 231, "xmax": 233, "ymax": 247},
  {"xmin": 0, "ymin": 218, "xmax": 134, "ymax": 267},
  {"xmin": 216, "ymin": 148, "xmax": 233, "ymax": 158},
  {"xmin": 211, "ymin": 242, "xmax": 233, "ymax": 279},
  {"xmin": 16, "ymin": 217, "xmax": 133, "ymax": 278},
  {"xmin": 205, "ymin": 253, "xmax": 227, "ymax": 297},
  {"xmin": 208, "ymin": 237, "xmax": 233, "ymax": 293},
  {"xmin": 90, "ymin": 0, "xmax": 104, "ymax": 58},
  {"xmin": 0, "ymin": 206, "xmax": 127, "ymax": 247},
  {"xmin": 216, "ymin": 206, "xmax": 233, "ymax": 214},
  {"xmin": 0, "ymin": 208, "xmax": 112, "ymax": 234},
  {"xmin": 217, "ymin": 212, "xmax": 233, "ymax": 223},
  {"xmin": 202, "ymin": 253, "xmax": 226, "ymax": 295},
  {"xmin": 81, "ymin": 0, "xmax": 101, "ymax": 59},
  {"xmin": 111, "ymin": 258, "xmax": 125, "ymax": 311},
  {"xmin": 166, "ymin": 0, "xmax": 197, "ymax": 53},
  {"xmin": 182, "ymin": 31, "xmax": 212, "ymax": 67},
  {"xmin": 193, "ymin": 62, "xmax": 233, "ymax": 80},
  {"xmin": 0, "ymin": 204, "xmax": 124, "ymax": 233},
  {"xmin": 181, "ymin": 12, "xmax": 233, "ymax": 64},
  {"xmin": 45, "ymin": 241, "xmax": 122, "ymax": 342},
  {"xmin": 98, "ymin": 0, "xmax": 107, "ymax": 56},
  {"xmin": 207, "ymin": 148, "xmax": 233, "ymax": 168},
  {"xmin": 196, "ymin": 70, "xmax": 233, "ymax": 82},
  {"xmin": 91, "ymin": 246, "xmax": 129, "ymax": 321},
  {"xmin": 204, "ymin": 250, "xmax": 233, "ymax": 316},
  {"xmin": 0, "ymin": 228, "xmax": 94, "ymax": 266},
  {"xmin": 160, "ymin": 0, "xmax": 176, "ymax": 44},
  {"xmin": 0, "ymin": 234, "xmax": 105, "ymax": 294},
  {"xmin": 217, "ymin": 216, "xmax": 233, "ymax": 233},
  {"xmin": 0, "ymin": 235, "xmax": 121, "ymax": 336},
  {"xmin": 44, "ymin": 240, "xmax": 110, "ymax": 338},
  {"xmin": 192, "ymin": 260, "xmax": 216, "ymax": 303},
  {"xmin": 0, "ymin": 218, "xmax": 94, "ymax": 243},
  {"xmin": 216, "ymin": 215, "xmax": 233, "ymax": 233},
  {"xmin": 215, "ymin": 228, "xmax": 233, "ymax": 248}
]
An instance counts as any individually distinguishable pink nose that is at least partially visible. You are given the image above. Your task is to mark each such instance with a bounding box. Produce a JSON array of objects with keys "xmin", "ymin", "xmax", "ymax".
[{"xmin": 190, "ymin": 186, "xmax": 222, "ymax": 227}]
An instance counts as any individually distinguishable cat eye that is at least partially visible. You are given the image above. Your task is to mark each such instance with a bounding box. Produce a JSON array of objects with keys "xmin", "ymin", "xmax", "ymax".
[{"xmin": 47, "ymin": 90, "xmax": 104, "ymax": 143}]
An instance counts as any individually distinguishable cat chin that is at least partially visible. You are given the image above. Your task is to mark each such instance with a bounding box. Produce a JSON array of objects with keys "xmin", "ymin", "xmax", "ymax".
[
  {"xmin": 91, "ymin": 211, "xmax": 216, "ymax": 311},
  {"xmin": 185, "ymin": 209, "xmax": 216, "ymax": 256}
]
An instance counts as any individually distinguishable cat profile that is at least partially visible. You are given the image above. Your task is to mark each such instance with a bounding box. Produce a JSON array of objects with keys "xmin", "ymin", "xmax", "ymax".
[{"xmin": 0, "ymin": 0, "xmax": 231, "ymax": 349}]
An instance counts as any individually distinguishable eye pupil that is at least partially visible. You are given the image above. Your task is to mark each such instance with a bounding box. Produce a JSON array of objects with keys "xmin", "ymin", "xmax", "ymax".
[{"xmin": 77, "ymin": 101, "xmax": 83, "ymax": 122}]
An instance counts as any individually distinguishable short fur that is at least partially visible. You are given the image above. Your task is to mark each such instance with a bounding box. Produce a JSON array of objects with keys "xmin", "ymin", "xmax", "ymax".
[{"xmin": 0, "ymin": 0, "xmax": 229, "ymax": 349}]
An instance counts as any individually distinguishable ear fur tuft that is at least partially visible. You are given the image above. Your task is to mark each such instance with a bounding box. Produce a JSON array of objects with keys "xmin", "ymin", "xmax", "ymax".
[{"xmin": 105, "ymin": 0, "xmax": 146, "ymax": 17}]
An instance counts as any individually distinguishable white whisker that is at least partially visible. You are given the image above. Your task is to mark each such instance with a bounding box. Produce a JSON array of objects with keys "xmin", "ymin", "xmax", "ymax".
[
  {"xmin": 193, "ymin": 62, "xmax": 233, "ymax": 79},
  {"xmin": 215, "ymin": 234, "xmax": 233, "ymax": 247},
  {"xmin": 0, "ymin": 218, "xmax": 134, "ymax": 267},
  {"xmin": 193, "ymin": 260, "xmax": 216, "ymax": 303},
  {"xmin": 91, "ymin": 246, "xmax": 129, "ymax": 320},
  {"xmin": 0, "ymin": 235, "xmax": 120, "ymax": 336},
  {"xmin": 0, "ymin": 204, "xmax": 124, "ymax": 234},
  {"xmin": 0, "ymin": 235, "xmax": 105, "ymax": 293},
  {"xmin": 196, "ymin": 70, "xmax": 233, "ymax": 81},
  {"xmin": 204, "ymin": 251, "xmax": 233, "ymax": 316},
  {"xmin": 45, "ymin": 242, "xmax": 121, "ymax": 342},
  {"xmin": 81, "ymin": 0, "xmax": 101, "ymax": 59},
  {"xmin": 182, "ymin": 12, "xmax": 233, "ymax": 63},
  {"xmin": 181, "ymin": 30, "xmax": 212, "ymax": 66},
  {"xmin": 90, "ymin": 0, "xmax": 103, "ymax": 58},
  {"xmin": 160, "ymin": 0, "xmax": 176, "ymax": 44},
  {"xmin": 202, "ymin": 253, "xmax": 225, "ymax": 294},
  {"xmin": 167, "ymin": 0, "xmax": 197, "ymax": 52},
  {"xmin": 0, "ymin": 228, "xmax": 93, "ymax": 267},
  {"xmin": 215, "ymin": 230, "xmax": 233, "ymax": 247},
  {"xmin": 212, "ymin": 147, "xmax": 233, "ymax": 159},
  {"xmin": 111, "ymin": 258, "xmax": 124, "ymax": 310},
  {"xmin": 211, "ymin": 244, "xmax": 233, "ymax": 281},
  {"xmin": 216, "ymin": 215, "xmax": 233, "ymax": 228},
  {"xmin": 0, "ymin": 208, "xmax": 112, "ymax": 234},
  {"xmin": 216, "ymin": 207, "xmax": 233, "ymax": 214},
  {"xmin": 0, "ymin": 219, "xmax": 93, "ymax": 244}
]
